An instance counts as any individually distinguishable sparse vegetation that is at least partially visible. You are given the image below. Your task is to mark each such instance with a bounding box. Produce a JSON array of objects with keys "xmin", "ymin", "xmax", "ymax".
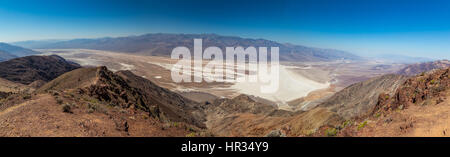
[
  {"xmin": 343, "ymin": 120, "xmax": 352, "ymax": 127},
  {"xmin": 186, "ymin": 132, "xmax": 196, "ymax": 137},
  {"xmin": 325, "ymin": 128, "xmax": 337, "ymax": 137},
  {"xmin": 87, "ymin": 103, "xmax": 107, "ymax": 114},
  {"xmin": 62, "ymin": 103, "xmax": 72, "ymax": 113},
  {"xmin": 22, "ymin": 94, "xmax": 31, "ymax": 100},
  {"xmin": 56, "ymin": 98, "xmax": 63, "ymax": 105},
  {"xmin": 375, "ymin": 112, "xmax": 382, "ymax": 118},
  {"xmin": 357, "ymin": 120, "xmax": 368, "ymax": 130}
]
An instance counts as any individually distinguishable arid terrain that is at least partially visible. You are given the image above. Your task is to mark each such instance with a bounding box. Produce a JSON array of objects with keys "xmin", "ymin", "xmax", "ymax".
[
  {"xmin": 36, "ymin": 48, "xmax": 405, "ymax": 111},
  {"xmin": 0, "ymin": 34, "xmax": 448, "ymax": 137}
]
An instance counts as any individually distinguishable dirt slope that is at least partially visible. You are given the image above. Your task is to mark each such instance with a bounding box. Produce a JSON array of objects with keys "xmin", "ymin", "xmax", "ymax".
[{"xmin": 0, "ymin": 94, "xmax": 196, "ymax": 137}]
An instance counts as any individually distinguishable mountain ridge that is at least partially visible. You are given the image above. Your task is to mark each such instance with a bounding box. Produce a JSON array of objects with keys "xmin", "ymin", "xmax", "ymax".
[
  {"xmin": 0, "ymin": 55, "xmax": 81, "ymax": 85},
  {"xmin": 396, "ymin": 60, "xmax": 450, "ymax": 76},
  {"xmin": 13, "ymin": 33, "xmax": 362, "ymax": 62},
  {"xmin": 0, "ymin": 42, "xmax": 40, "ymax": 61}
]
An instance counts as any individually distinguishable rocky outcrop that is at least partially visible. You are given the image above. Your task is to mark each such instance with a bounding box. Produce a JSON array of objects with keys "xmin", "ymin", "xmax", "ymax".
[{"xmin": 376, "ymin": 68, "xmax": 449, "ymax": 112}]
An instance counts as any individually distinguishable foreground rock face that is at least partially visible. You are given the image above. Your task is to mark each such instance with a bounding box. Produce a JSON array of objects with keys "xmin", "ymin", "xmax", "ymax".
[
  {"xmin": 376, "ymin": 68, "xmax": 449, "ymax": 112},
  {"xmin": 320, "ymin": 68, "xmax": 450, "ymax": 137},
  {"xmin": 0, "ymin": 55, "xmax": 80, "ymax": 85}
]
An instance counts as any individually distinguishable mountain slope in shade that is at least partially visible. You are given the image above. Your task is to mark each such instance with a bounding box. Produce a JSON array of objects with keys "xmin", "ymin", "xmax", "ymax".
[
  {"xmin": 0, "ymin": 42, "xmax": 39, "ymax": 57},
  {"xmin": 396, "ymin": 60, "xmax": 450, "ymax": 76},
  {"xmin": 0, "ymin": 55, "xmax": 81, "ymax": 85},
  {"xmin": 0, "ymin": 50, "xmax": 17, "ymax": 61},
  {"xmin": 21, "ymin": 33, "xmax": 361, "ymax": 62}
]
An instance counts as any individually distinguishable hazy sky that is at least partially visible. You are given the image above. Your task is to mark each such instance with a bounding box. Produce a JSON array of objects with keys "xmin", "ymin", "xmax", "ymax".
[{"xmin": 0, "ymin": 0, "xmax": 450, "ymax": 59}]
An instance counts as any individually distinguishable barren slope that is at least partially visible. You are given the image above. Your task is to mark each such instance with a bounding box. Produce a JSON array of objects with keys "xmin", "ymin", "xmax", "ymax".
[{"xmin": 0, "ymin": 55, "xmax": 80, "ymax": 85}]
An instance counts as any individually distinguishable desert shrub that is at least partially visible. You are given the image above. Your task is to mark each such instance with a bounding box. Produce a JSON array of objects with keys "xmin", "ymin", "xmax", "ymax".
[
  {"xmin": 325, "ymin": 128, "xmax": 337, "ymax": 137},
  {"xmin": 22, "ymin": 94, "xmax": 31, "ymax": 100},
  {"xmin": 375, "ymin": 112, "xmax": 382, "ymax": 118},
  {"xmin": 186, "ymin": 132, "xmax": 196, "ymax": 137},
  {"xmin": 342, "ymin": 120, "xmax": 352, "ymax": 127},
  {"xmin": 87, "ymin": 103, "xmax": 107, "ymax": 114},
  {"xmin": 357, "ymin": 121, "xmax": 368, "ymax": 130},
  {"xmin": 430, "ymin": 79, "xmax": 436, "ymax": 84},
  {"xmin": 62, "ymin": 104, "xmax": 72, "ymax": 113},
  {"xmin": 52, "ymin": 91, "xmax": 59, "ymax": 96},
  {"xmin": 56, "ymin": 99, "xmax": 63, "ymax": 105}
]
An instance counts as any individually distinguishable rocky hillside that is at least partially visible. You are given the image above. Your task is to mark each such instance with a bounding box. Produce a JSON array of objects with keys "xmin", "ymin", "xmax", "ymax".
[
  {"xmin": 396, "ymin": 60, "xmax": 450, "ymax": 76},
  {"xmin": 315, "ymin": 67, "xmax": 450, "ymax": 137},
  {"xmin": 319, "ymin": 74, "xmax": 407, "ymax": 119},
  {"xmin": 18, "ymin": 33, "xmax": 361, "ymax": 62},
  {"xmin": 0, "ymin": 55, "xmax": 81, "ymax": 85},
  {"xmin": 0, "ymin": 66, "xmax": 209, "ymax": 136},
  {"xmin": 203, "ymin": 94, "xmax": 344, "ymax": 137},
  {"xmin": 38, "ymin": 66, "xmax": 205, "ymax": 128}
]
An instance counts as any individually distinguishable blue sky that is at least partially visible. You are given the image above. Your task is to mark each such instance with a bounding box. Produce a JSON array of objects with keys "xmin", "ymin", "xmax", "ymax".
[{"xmin": 0, "ymin": 0, "xmax": 449, "ymax": 59}]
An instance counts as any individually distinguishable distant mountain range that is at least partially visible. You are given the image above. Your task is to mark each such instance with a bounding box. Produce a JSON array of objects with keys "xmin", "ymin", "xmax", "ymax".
[
  {"xmin": 373, "ymin": 54, "xmax": 434, "ymax": 64},
  {"xmin": 11, "ymin": 33, "xmax": 362, "ymax": 62},
  {"xmin": 0, "ymin": 42, "xmax": 40, "ymax": 61},
  {"xmin": 396, "ymin": 60, "xmax": 450, "ymax": 76}
]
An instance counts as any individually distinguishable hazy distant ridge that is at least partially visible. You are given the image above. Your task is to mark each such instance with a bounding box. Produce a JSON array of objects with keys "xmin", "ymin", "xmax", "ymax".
[
  {"xmin": 14, "ymin": 33, "xmax": 361, "ymax": 62},
  {"xmin": 0, "ymin": 42, "xmax": 40, "ymax": 61}
]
